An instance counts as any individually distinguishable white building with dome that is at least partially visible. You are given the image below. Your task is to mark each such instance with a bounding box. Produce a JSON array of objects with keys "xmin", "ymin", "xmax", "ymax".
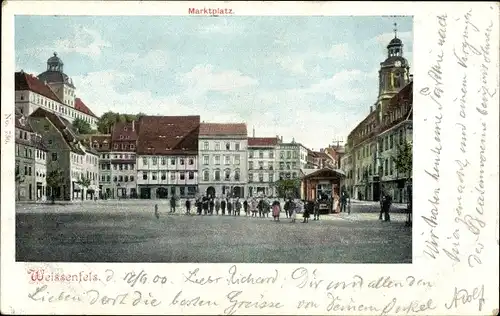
[{"xmin": 15, "ymin": 52, "xmax": 99, "ymax": 129}]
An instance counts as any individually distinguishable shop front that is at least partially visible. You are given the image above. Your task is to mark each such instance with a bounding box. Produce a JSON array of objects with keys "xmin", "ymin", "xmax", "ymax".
[{"xmin": 300, "ymin": 168, "xmax": 346, "ymax": 213}]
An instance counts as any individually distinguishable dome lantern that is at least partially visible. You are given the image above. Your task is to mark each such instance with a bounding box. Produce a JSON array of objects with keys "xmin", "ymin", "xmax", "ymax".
[{"xmin": 47, "ymin": 52, "xmax": 64, "ymax": 72}]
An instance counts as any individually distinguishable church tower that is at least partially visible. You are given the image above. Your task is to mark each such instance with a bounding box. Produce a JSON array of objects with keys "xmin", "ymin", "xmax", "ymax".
[
  {"xmin": 37, "ymin": 52, "xmax": 77, "ymax": 107},
  {"xmin": 376, "ymin": 23, "xmax": 410, "ymax": 111}
]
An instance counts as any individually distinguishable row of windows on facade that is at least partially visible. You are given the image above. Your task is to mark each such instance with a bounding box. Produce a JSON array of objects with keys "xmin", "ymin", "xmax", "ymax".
[
  {"xmin": 100, "ymin": 153, "xmax": 135, "ymax": 160},
  {"xmin": 202, "ymin": 155, "xmax": 240, "ymax": 165},
  {"xmin": 101, "ymin": 175, "xmax": 135, "ymax": 183},
  {"xmin": 72, "ymin": 171, "xmax": 98, "ymax": 182},
  {"xmin": 247, "ymin": 172, "xmax": 298, "ymax": 183},
  {"xmin": 141, "ymin": 171, "xmax": 196, "ymax": 181},
  {"xmin": 248, "ymin": 161, "xmax": 298, "ymax": 170},
  {"xmin": 201, "ymin": 169, "xmax": 241, "ymax": 182},
  {"xmin": 15, "ymin": 164, "xmax": 45, "ymax": 178},
  {"xmin": 70, "ymin": 153, "xmax": 98, "ymax": 165},
  {"xmin": 352, "ymin": 156, "xmax": 398, "ymax": 181},
  {"xmin": 15, "ymin": 144, "xmax": 46, "ymax": 161},
  {"xmin": 142, "ymin": 157, "xmax": 195, "ymax": 166},
  {"xmin": 248, "ymin": 150, "xmax": 301, "ymax": 160},
  {"xmin": 100, "ymin": 163, "xmax": 135, "ymax": 171},
  {"xmin": 203, "ymin": 142, "xmax": 241, "ymax": 151},
  {"xmin": 92, "ymin": 140, "xmax": 135, "ymax": 150},
  {"xmin": 19, "ymin": 92, "xmax": 96, "ymax": 125},
  {"xmin": 357, "ymin": 127, "xmax": 408, "ymax": 161}
]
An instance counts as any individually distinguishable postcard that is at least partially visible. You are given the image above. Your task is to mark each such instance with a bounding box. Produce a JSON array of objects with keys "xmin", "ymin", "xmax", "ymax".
[{"xmin": 1, "ymin": 1, "xmax": 499, "ymax": 315}]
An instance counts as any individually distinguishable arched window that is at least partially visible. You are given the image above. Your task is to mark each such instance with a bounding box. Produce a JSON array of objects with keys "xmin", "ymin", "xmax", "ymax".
[
  {"xmin": 234, "ymin": 169, "xmax": 240, "ymax": 181},
  {"xmin": 224, "ymin": 169, "xmax": 231, "ymax": 181},
  {"xmin": 203, "ymin": 169, "xmax": 209, "ymax": 182},
  {"xmin": 214, "ymin": 169, "xmax": 221, "ymax": 181}
]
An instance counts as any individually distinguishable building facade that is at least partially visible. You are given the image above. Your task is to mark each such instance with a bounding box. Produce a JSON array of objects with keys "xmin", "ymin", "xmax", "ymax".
[
  {"xmin": 87, "ymin": 135, "xmax": 114, "ymax": 198},
  {"xmin": 277, "ymin": 139, "xmax": 308, "ymax": 181},
  {"xmin": 136, "ymin": 116, "xmax": 200, "ymax": 199},
  {"xmin": 198, "ymin": 123, "xmax": 248, "ymax": 198},
  {"xmin": 247, "ymin": 137, "xmax": 280, "ymax": 197},
  {"xmin": 15, "ymin": 53, "xmax": 98, "ymax": 129},
  {"xmin": 345, "ymin": 28, "xmax": 412, "ymax": 202},
  {"xmin": 29, "ymin": 107, "xmax": 99, "ymax": 201},
  {"xmin": 15, "ymin": 113, "xmax": 48, "ymax": 201},
  {"xmin": 110, "ymin": 121, "xmax": 138, "ymax": 198}
]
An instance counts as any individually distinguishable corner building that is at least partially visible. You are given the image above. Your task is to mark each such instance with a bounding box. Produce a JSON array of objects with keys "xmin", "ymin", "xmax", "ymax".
[{"xmin": 345, "ymin": 28, "xmax": 413, "ymax": 202}]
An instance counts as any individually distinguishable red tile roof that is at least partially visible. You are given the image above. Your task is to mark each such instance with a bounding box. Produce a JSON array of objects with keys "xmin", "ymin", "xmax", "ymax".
[
  {"xmin": 248, "ymin": 137, "xmax": 279, "ymax": 147},
  {"xmin": 15, "ymin": 71, "xmax": 62, "ymax": 103},
  {"xmin": 111, "ymin": 121, "xmax": 138, "ymax": 141},
  {"xmin": 136, "ymin": 116, "xmax": 200, "ymax": 155},
  {"xmin": 199, "ymin": 123, "xmax": 247, "ymax": 136},
  {"xmin": 15, "ymin": 71, "xmax": 98, "ymax": 119},
  {"xmin": 75, "ymin": 98, "xmax": 97, "ymax": 118},
  {"xmin": 88, "ymin": 135, "xmax": 112, "ymax": 152}
]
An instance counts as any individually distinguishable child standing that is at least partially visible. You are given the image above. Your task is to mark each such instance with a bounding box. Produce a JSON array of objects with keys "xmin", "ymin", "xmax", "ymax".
[{"xmin": 154, "ymin": 204, "xmax": 160, "ymax": 219}]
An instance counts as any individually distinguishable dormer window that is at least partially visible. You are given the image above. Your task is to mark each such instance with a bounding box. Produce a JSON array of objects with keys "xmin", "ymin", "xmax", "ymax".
[
  {"xmin": 124, "ymin": 127, "xmax": 128, "ymax": 131},
  {"xmin": 120, "ymin": 135, "xmax": 123, "ymax": 139}
]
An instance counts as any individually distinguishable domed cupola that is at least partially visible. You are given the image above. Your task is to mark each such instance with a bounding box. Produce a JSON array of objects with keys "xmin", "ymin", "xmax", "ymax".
[{"xmin": 47, "ymin": 52, "xmax": 64, "ymax": 72}]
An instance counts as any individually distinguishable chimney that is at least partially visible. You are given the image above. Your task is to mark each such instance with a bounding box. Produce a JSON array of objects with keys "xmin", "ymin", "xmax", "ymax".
[
  {"xmin": 280, "ymin": 136, "xmax": 283, "ymax": 143},
  {"xmin": 370, "ymin": 106, "xmax": 373, "ymax": 113},
  {"xmin": 252, "ymin": 127, "xmax": 255, "ymax": 138},
  {"xmin": 132, "ymin": 120, "xmax": 135, "ymax": 131}
]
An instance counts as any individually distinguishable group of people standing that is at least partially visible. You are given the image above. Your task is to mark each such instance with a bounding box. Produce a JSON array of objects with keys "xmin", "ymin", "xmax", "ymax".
[{"xmin": 154, "ymin": 191, "xmax": 353, "ymax": 223}]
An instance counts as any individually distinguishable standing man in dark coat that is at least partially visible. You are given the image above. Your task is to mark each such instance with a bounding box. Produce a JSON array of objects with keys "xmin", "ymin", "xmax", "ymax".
[
  {"xmin": 202, "ymin": 196, "xmax": 209, "ymax": 215},
  {"xmin": 383, "ymin": 193, "xmax": 392, "ymax": 222},
  {"xmin": 235, "ymin": 198, "xmax": 242, "ymax": 216},
  {"xmin": 243, "ymin": 199, "xmax": 249, "ymax": 216},
  {"xmin": 284, "ymin": 199, "xmax": 291, "ymax": 218},
  {"xmin": 221, "ymin": 198, "xmax": 226, "ymax": 215},
  {"xmin": 379, "ymin": 192, "xmax": 385, "ymax": 220},
  {"xmin": 185, "ymin": 198, "xmax": 191, "ymax": 215},
  {"xmin": 196, "ymin": 198, "xmax": 202, "ymax": 215},
  {"xmin": 169, "ymin": 196, "xmax": 176, "ymax": 214},
  {"xmin": 209, "ymin": 197, "xmax": 215, "ymax": 215},
  {"xmin": 313, "ymin": 199, "xmax": 320, "ymax": 220},
  {"xmin": 227, "ymin": 198, "xmax": 233, "ymax": 216},
  {"xmin": 340, "ymin": 191, "xmax": 347, "ymax": 213}
]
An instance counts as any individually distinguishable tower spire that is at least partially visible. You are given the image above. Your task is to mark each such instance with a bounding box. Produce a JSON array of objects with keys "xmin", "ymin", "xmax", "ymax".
[{"xmin": 393, "ymin": 22, "xmax": 398, "ymax": 38}]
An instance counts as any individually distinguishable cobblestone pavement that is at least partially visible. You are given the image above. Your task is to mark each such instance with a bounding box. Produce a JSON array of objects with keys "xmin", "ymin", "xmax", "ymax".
[{"xmin": 16, "ymin": 202, "xmax": 412, "ymax": 264}]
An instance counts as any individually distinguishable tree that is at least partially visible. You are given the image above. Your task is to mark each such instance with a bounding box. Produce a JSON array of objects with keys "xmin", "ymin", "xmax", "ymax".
[
  {"xmin": 73, "ymin": 118, "xmax": 93, "ymax": 135},
  {"xmin": 76, "ymin": 176, "xmax": 91, "ymax": 200},
  {"xmin": 394, "ymin": 140, "xmax": 413, "ymax": 225},
  {"xmin": 394, "ymin": 140, "xmax": 412, "ymax": 181},
  {"xmin": 96, "ymin": 111, "xmax": 143, "ymax": 134},
  {"xmin": 272, "ymin": 178, "xmax": 301, "ymax": 199},
  {"xmin": 46, "ymin": 169, "xmax": 64, "ymax": 204}
]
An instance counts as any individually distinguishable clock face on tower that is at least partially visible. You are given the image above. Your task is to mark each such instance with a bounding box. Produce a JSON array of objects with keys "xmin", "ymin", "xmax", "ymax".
[{"xmin": 394, "ymin": 60, "xmax": 402, "ymax": 67}]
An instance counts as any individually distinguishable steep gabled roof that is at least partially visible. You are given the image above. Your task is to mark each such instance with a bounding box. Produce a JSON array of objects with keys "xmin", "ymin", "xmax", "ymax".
[
  {"xmin": 111, "ymin": 121, "xmax": 138, "ymax": 141},
  {"xmin": 75, "ymin": 98, "xmax": 97, "ymax": 118},
  {"xmin": 137, "ymin": 115, "xmax": 200, "ymax": 155},
  {"xmin": 15, "ymin": 71, "xmax": 62, "ymax": 103},
  {"xmin": 30, "ymin": 107, "xmax": 85, "ymax": 155}
]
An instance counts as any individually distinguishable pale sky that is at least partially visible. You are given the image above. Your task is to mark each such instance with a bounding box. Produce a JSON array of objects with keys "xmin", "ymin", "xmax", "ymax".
[{"xmin": 15, "ymin": 15, "xmax": 413, "ymax": 150}]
